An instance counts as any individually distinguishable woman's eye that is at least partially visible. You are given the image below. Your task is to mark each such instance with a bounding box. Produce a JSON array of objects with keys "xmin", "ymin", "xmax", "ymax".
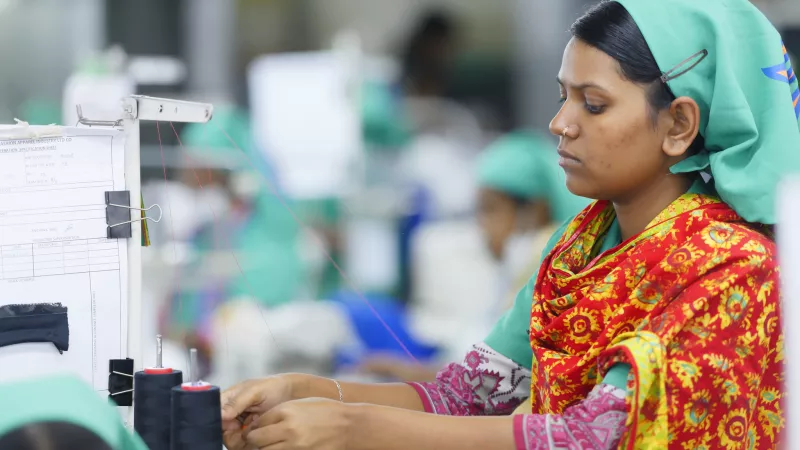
[
  {"xmin": 558, "ymin": 97, "xmax": 567, "ymax": 104},
  {"xmin": 584, "ymin": 103, "xmax": 605, "ymax": 114}
]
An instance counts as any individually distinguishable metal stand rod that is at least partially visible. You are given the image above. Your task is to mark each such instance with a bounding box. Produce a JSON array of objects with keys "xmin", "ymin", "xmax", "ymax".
[
  {"xmin": 189, "ymin": 348, "xmax": 199, "ymax": 385},
  {"xmin": 156, "ymin": 335, "xmax": 163, "ymax": 369}
]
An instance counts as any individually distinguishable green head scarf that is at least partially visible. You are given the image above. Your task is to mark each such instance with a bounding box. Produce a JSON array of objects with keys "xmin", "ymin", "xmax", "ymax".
[
  {"xmin": 477, "ymin": 131, "xmax": 590, "ymax": 223},
  {"xmin": 616, "ymin": 0, "xmax": 800, "ymax": 225},
  {"xmin": 181, "ymin": 106, "xmax": 254, "ymax": 169},
  {"xmin": 0, "ymin": 375, "xmax": 147, "ymax": 449}
]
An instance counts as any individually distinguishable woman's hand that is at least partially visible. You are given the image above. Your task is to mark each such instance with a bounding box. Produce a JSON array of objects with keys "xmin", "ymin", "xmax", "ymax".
[
  {"xmin": 244, "ymin": 398, "xmax": 351, "ymax": 450},
  {"xmin": 220, "ymin": 376, "xmax": 298, "ymax": 449}
]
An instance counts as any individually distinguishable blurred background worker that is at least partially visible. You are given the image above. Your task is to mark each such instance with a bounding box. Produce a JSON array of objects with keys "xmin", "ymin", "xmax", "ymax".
[
  {"xmin": 156, "ymin": 106, "xmax": 306, "ymax": 377},
  {"xmin": 359, "ymin": 131, "xmax": 589, "ymax": 381}
]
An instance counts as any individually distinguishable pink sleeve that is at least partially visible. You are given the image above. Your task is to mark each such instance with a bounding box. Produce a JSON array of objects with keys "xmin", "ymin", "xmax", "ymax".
[
  {"xmin": 408, "ymin": 342, "xmax": 531, "ymax": 416},
  {"xmin": 409, "ymin": 343, "xmax": 627, "ymax": 449},
  {"xmin": 512, "ymin": 384, "xmax": 628, "ymax": 450}
]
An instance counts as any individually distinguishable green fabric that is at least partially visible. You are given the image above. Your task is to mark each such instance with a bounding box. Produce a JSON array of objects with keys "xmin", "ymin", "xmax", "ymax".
[
  {"xmin": 603, "ymin": 363, "xmax": 631, "ymax": 391},
  {"xmin": 476, "ymin": 131, "xmax": 591, "ymax": 223},
  {"xmin": 484, "ymin": 179, "xmax": 710, "ymax": 369},
  {"xmin": 19, "ymin": 98, "xmax": 61, "ymax": 125},
  {"xmin": 360, "ymin": 81, "xmax": 412, "ymax": 149},
  {"xmin": 616, "ymin": 0, "xmax": 800, "ymax": 225},
  {"xmin": 181, "ymin": 106, "xmax": 253, "ymax": 169},
  {"xmin": 0, "ymin": 375, "xmax": 147, "ymax": 449}
]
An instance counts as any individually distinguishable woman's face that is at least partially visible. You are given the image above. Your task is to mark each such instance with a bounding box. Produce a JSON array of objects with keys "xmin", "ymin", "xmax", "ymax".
[{"xmin": 549, "ymin": 38, "xmax": 677, "ymax": 202}]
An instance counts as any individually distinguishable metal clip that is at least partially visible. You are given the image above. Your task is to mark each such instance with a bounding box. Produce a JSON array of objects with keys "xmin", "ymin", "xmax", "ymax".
[
  {"xmin": 660, "ymin": 49, "xmax": 709, "ymax": 84},
  {"xmin": 107, "ymin": 203, "xmax": 163, "ymax": 228}
]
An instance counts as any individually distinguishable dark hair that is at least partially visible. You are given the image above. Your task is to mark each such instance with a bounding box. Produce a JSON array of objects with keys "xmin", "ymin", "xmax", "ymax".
[
  {"xmin": 570, "ymin": 1, "xmax": 706, "ymax": 151},
  {"xmin": 0, "ymin": 421, "xmax": 113, "ymax": 450},
  {"xmin": 401, "ymin": 10, "xmax": 457, "ymax": 84}
]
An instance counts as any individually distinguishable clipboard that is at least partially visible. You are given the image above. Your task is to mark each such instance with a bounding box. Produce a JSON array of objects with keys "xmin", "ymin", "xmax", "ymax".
[{"xmin": 0, "ymin": 96, "xmax": 213, "ymax": 428}]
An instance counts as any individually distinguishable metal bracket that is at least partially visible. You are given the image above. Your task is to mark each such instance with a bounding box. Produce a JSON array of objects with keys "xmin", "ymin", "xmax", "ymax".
[
  {"xmin": 123, "ymin": 95, "xmax": 213, "ymax": 123},
  {"xmin": 77, "ymin": 96, "xmax": 214, "ymax": 127},
  {"xmin": 76, "ymin": 105, "xmax": 124, "ymax": 127}
]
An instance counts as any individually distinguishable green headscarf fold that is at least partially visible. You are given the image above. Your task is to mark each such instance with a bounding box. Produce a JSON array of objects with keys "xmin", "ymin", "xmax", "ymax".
[
  {"xmin": 0, "ymin": 375, "xmax": 147, "ymax": 449},
  {"xmin": 476, "ymin": 131, "xmax": 590, "ymax": 223},
  {"xmin": 360, "ymin": 80, "xmax": 412, "ymax": 149},
  {"xmin": 616, "ymin": 0, "xmax": 800, "ymax": 225}
]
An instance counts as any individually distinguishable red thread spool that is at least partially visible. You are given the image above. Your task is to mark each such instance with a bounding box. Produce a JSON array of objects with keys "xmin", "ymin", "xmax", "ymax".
[{"xmin": 180, "ymin": 381, "xmax": 212, "ymax": 392}]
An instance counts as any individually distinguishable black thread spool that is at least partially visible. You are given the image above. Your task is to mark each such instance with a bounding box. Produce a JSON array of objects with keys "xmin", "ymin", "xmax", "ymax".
[
  {"xmin": 170, "ymin": 348, "xmax": 222, "ymax": 450},
  {"xmin": 134, "ymin": 370, "xmax": 183, "ymax": 449},
  {"xmin": 134, "ymin": 335, "xmax": 183, "ymax": 450}
]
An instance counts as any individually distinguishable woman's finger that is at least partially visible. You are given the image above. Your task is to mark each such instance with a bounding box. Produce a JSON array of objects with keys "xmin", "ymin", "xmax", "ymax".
[
  {"xmin": 221, "ymin": 382, "xmax": 263, "ymax": 421},
  {"xmin": 222, "ymin": 429, "xmax": 248, "ymax": 450},
  {"xmin": 245, "ymin": 423, "xmax": 288, "ymax": 448}
]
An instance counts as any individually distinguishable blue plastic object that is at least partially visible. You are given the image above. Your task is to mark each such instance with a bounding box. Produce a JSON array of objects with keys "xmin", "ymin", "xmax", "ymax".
[
  {"xmin": 397, "ymin": 185, "xmax": 431, "ymax": 301},
  {"xmin": 330, "ymin": 290, "xmax": 438, "ymax": 367}
]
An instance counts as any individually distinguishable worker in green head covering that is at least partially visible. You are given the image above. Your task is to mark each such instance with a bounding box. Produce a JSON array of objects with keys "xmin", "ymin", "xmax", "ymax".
[
  {"xmin": 159, "ymin": 106, "xmax": 305, "ymax": 374},
  {"xmin": 476, "ymin": 131, "xmax": 590, "ymax": 266},
  {"xmin": 0, "ymin": 375, "xmax": 147, "ymax": 449},
  {"xmin": 359, "ymin": 131, "xmax": 589, "ymax": 382}
]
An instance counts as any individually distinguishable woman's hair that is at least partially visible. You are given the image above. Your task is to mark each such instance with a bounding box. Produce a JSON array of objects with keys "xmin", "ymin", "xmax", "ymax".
[
  {"xmin": 570, "ymin": 1, "xmax": 706, "ymax": 151},
  {"xmin": 400, "ymin": 10, "xmax": 457, "ymax": 84},
  {"xmin": 0, "ymin": 421, "xmax": 112, "ymax": 450},
  {"xmin": 571, "ymin": 1, "xmax": 673, "ymax": 114}
]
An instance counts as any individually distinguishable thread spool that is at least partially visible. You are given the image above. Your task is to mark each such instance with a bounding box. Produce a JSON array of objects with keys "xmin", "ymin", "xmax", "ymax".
[
  {"xmin": 170, "ymin": 348, "xmax": 222, "ymax": 450},
  {"xmin": 134, "ymin": 335, "xmax": 183, "ymax": 450}
]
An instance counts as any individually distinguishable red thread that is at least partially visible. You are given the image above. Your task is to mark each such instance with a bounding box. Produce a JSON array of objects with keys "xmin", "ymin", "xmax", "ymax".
[{"xmin": 156, "ymin": 122, "xmax": 184, "ymax": 319}]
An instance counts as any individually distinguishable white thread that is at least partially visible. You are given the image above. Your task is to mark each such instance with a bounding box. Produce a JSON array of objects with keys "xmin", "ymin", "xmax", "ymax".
[
  {"xmin": 112, "ymin": 371, "xmax": 134, "ymax": 378},
  {"xmin": 110, "ymin": 388, "xmax": 134, "ymax": 396}
]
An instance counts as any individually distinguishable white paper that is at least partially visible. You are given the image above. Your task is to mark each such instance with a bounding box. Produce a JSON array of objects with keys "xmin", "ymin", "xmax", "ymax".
[{"xmin": 0, "ymin": 127, "xmax": 128, "ymax": 392}]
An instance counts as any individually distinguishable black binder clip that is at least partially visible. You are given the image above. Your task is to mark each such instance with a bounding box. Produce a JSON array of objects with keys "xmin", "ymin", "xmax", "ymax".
[
  {"xmin": 105, "ymin": 191, "xmax": 162, "ymax": 239},
  {"xmin": 108, "ymin": 358, "xmax": 135, "ymax": 406}
]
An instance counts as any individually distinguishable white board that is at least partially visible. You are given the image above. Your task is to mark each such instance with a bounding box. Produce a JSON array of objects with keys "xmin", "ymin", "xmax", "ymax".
[
  {"xmin": 248, "ymin": 51, "xmax": 360, "ymax": 200},
  {"xmin": 0, "ymin": 127, "xmax": 129, "ymax": 393},
  {"xmin": 778, "ymin": 176, "xmax": 800, "ymax": 447}
]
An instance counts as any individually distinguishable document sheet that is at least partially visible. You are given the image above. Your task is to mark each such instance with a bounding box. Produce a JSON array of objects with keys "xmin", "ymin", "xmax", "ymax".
[{"xmin": 0, "ymin": 127, "xmax": 128, "ymax": 392}]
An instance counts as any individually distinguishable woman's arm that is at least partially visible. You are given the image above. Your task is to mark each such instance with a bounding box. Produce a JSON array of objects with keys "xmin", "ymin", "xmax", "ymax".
[
  {"xmin": 291, "ymin": 374, "xmax": 426, "ymax": 411},
  {"xmin": 291, "ymin": 342, "xmax": 531, "ymax": 416}
]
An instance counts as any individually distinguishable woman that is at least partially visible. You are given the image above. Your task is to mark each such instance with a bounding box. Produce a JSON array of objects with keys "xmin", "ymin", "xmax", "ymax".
[
  {"xmin": 0, "ymin": 375, "xmax": 147, "ymax": 450},
  {"xmin": 219, "ymin": 0, "xmax": 798, "ymax": 448},
  {"xmin": 360, "ymin": 131, "xmax": 589, "ymax": 382}
]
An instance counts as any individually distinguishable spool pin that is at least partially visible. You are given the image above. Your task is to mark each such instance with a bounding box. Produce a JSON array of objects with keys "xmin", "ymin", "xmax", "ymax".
[
  {"xmin": 145, "ymin": 335, "xmax": 174, "ymax": 375},
  {"xmin": 181, "ymin": 348, "xmax": 212, "ymax": 391}
]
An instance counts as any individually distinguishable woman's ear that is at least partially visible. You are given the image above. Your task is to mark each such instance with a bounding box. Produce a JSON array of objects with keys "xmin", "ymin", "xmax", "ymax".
[{"xmin": 662, "ymin": 96, "xmax": 701, "ymax": 158}]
